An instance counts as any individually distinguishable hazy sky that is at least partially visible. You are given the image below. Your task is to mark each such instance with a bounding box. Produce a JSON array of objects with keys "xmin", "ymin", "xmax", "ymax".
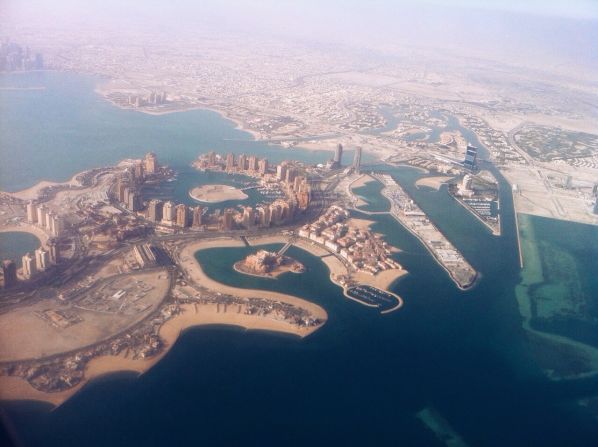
[{"xmin": 2, "ymin": 0, "xmax": 596, "ymax": 71}]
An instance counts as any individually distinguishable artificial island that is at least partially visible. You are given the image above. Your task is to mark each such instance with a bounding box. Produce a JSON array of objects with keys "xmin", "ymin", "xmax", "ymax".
[{"xmin": 0, "ymin": 144, "xmax": 480, "ymax": 405}]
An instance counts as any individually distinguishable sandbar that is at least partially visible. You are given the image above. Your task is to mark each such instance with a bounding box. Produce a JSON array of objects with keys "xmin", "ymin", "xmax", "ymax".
[{"xmin": 415, "ymin": 176, "xmax": 452, "ymax": 191}]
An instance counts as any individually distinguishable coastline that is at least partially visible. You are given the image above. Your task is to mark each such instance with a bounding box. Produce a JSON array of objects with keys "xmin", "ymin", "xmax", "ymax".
[{"xmin": 0, "ymin": 223, "xmax": 49, "ymax": 246}]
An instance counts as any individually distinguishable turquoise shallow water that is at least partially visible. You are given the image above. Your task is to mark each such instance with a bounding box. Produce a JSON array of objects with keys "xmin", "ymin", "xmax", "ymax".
[{"xmin": 1, "ymin": 72, "xmax": 598, "ymax": 447}]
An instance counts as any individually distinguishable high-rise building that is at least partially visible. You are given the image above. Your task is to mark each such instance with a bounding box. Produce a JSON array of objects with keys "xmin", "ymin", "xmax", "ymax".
[
  {"xmin": 162, "ymin": 201, "xmax": 175, "ymax": 224},
  {"xmin": 45, "ymin": 211, "xmax": 54, "ymax": 231},
  {"xmin": 192, "ymin": 206, "xmax": 203, "ymax": 227},
  {"xmin": 147, "ymin": 200, "xmax": 163, "ymax": 222},
  {"xmin": 463, "ymin": 144, "xmax": 478, "ymax": 171},
  {"xmin": 594, "ymin": 197, "xmax": 598, "ymax": 215},
  {"xmin": 276, "ymin": 163, "xmax": 288, "ymax": 181},
  {"xmin": 258, "ymin": 158, "xmax": 268, "ymax": 176},
  {"xmin": 258, "ymin": 206, "xmax": 271, "ymax": 227},
  {"xmin": 225, "ymin": 153, "xmax": 235, "ymax": 171},
  {"xmin": 51, "ymin": 215, "xmax": 63, "ymax": 237},
  {"xmin": 333, "ymin": 143, "xmax": 343, "ymax": 166},
  {"xmin": 242, "ymin": 207, "xmax": 254, "ymax": 228},
  {"xmin": 27, "ymin": 201, "xmax": 37, "ymax": 223},
  {"xmin": 270, "ymin": 203, "xmax": 282, "ymax": 225},
  {"xmin": 237, "ymin": 154, "xmax": 248, "ymax": 171},
  {"xmin": 145, "ymin": 152, "xmax": 158, "ymax": 174},
  {"xmin": 2, "ymin": 260, "xmax": 17, "ymax": 289},
  {"xmin": 176, "ymin": 204, "xmax": 189, "ymax": 227},
  {"xmin": 248, "ymin": 155, "xmax": 258, "ymax": 172},
  {"xmin": 35, "ymin": 248, "xmax": 49, "ymax": 271},
  {"xmin": 22, "ymin": 252, "xmax": 36, "ymax": 279},
  {"xmin": 36, "ymin": 205, "xmax": 47, "ymax": 228},
  {"xmin": 134, "ymin": 162, "xmax": 144, "ymax": 182},
  {"xmin": 48, "ymin": 240, "xmax": 59, "ymax": 264},
  {"xmin": 207, "ymin": 151, "xmax": 217, "ymax": 165},
  {"xmin": 127, "ymin": 191, "xmax": 141, "ymax": 212},
  {"xmin": 353, "ymin": 146, "xmax": 362, "ymax": 174},
  {"xmin": 221, "ymin": 209, "xmax": 235, "ymax": 231},
  {"xmin": 285, "ymin": 168, "xmax": 297, "ymax": 185}
]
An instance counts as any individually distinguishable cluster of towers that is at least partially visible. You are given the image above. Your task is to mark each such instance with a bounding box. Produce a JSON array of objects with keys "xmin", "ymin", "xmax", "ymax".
[
  {"xmin": 1, "ymin": 40, "xmax": 43, "ymax": 72},
  {"xmin": 115, "ymin": 153, "xmax": 159, "ymax": 212},
  {"xmin": 127, "ymin": 92, "xmax": 167, "ymax": 108},
  {"xmin": 1, "ymin": 240, "xmax": 60, "ymax": 289},
  {"xmin": 146, "ymin": 200, "xmax": 204, "ymax": 228},
  {"xmin": 26, "ymin": 201, "xmax": 63, "ymax": 237},
  {"xmin": 328, "ymin": 144, "xmax": 362, "ymax": 173}
]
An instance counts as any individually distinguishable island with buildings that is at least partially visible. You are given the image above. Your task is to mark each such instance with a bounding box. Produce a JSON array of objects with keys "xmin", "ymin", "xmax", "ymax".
[{"xmin": 234, "ymin": 250, "xmax": 305, "ymax": 278}]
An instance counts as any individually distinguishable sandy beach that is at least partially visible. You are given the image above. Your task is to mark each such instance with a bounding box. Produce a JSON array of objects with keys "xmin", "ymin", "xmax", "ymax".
[
  {"xmin": 6, "ymin": 173, "xmax": 82, "ymax": 201},
  {"xmin": 415, "ymin": 176, "xmax": 452, "ymax": 191},
  {"xmin": 178, "ymin": 238, "xmax": 327, "ymax": 321}
]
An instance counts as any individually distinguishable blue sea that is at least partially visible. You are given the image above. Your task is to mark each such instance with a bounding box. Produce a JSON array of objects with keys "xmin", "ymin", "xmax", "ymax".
[{"xmin": 1, "ymin": 71, "xmax": 598, "ymax": 447}]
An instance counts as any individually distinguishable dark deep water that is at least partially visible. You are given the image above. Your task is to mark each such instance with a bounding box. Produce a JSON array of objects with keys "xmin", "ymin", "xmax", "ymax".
[{"xmin": 2, "ymin": 72, "xmax": 598, "ymax": 447}]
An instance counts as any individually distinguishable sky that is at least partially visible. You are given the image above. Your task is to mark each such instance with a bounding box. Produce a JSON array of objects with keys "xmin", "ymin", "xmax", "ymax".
[{"xmin": 1, "ymin": 0, "xmax": 596, "ymax": 71}]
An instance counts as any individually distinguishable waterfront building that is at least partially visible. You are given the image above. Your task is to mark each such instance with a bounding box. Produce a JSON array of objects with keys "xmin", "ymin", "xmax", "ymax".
[
  {"xmin": 147, "ymin": 200, "xmax": 163, "ymax": 222},
  {"xmin": 207, "ymin": 151, "xmax": 217, "ymax": 165},
  {"xmin": 48, "ymin": 240, "xmax": 59, "ymax": 264},
  {"xmin": 594, "ymin": 197, "xmax": 598, "ymax": 215},
  {"xmin": 285, "ymin": 168, "xmax": 297, "ymax": 185},
  {"xmin": 225, "ymin": 153, "xmax": 235, "ymax": 171},
  {"xmin": 144, "ymin": 152, "xmax": 158, "ymax": 174},
  {"xmin": 248, "ymin": 155, "xmax": 258, "ymax": 172},
  {"xmin": 134, "ymin": 162, "xmax": 144, "ymax": 182},
  {"xmin": 258, "ymin": 206, "xmax": 271, "ymax": 227},
  {"xmin": 22, "ymin": 252, "xmax": 36, "ymax": 279},
  {"xmin": 36, "ymin": 205, "xmax": 47, "ymax": 228},
  {"xmin": 35, "ymin": 248, "xmax": 49, "ymax": 271},
  {"xmin": 2, "ymin": 260, "xmax": 17, "ymax": 289},
  {"xmin": 237, "ymin": 154, "xmax": 248, "ymax": 171},
  {"xmin": 334, "ymin": 143, "xmax": 343, "ymax": 166},
  {"xmin": 51, "ymin": 215, "xmax": 63, "ymax": 237},
  {"xmin": 221, "ymin": 209, "xmax": 235, "ymax": 231},
  {"xmin": 162, "ymin": 201, "xmax": 175, "ymax": 224},
  {"xmin": 463, "ymin": 144, "xmax": 478, "ymax": 171},
  {"xmin": 45, "ymin": 211, "xmax": 54, "ymax": 231},
  {"xmin": 27, "ymin": 201, "xmax": 37, "ymax": 223},
  {"xmin": 242, "ymin": 207, "xmax": 255, "ymax": 228},
  {"xmin": 192, "ymin": 206, "xmax": 203, "ymax": 227},
  {"xmin": 276, "ymin": 163, "xmax": 288, "ymax": 181},
  {"xmin": 353, "ymin": 146, "xmax": 362, "ymax": 174},
  {"xmin": 127, "ymin": 191, "xmax": 141, "ymax": 212},
  {"xmin": 258, "ymin": 158, "xmax": 268, "ymax": 176},
  {"xmin": 270, "ymin": 203, "xmax": 282, "ymax": 225},
  {"xmin": 176, "ymin": 204, "xmax": 189, "ymax": 227}
]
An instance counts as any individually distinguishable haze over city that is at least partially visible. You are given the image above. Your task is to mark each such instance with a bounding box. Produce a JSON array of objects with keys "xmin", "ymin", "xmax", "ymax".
[{"xmin": 1, "ymin": 1, "xmax": 598, "ymax": 446}]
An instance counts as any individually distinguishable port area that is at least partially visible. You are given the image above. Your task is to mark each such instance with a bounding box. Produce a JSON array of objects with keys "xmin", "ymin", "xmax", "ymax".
[
  {"xmin": 374, "ymin": 173, "xmax": 477, "ymax": 290},
  {"xmin": 447, "ymin": 170, "xmax": 501, "ymax": 236},
  {"xmin": 344, "ymin": 285, "xmax": 402, "ymax": 314}
]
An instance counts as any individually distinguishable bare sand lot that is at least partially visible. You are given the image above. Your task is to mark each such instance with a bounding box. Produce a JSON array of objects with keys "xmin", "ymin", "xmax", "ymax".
[
  {"xmin": 0, "ymin": 270, "xmax": 170, "ymax": 362},
  {"xmin": 189, "ymin": 184, "xmax": 248, "ymax": 203}
]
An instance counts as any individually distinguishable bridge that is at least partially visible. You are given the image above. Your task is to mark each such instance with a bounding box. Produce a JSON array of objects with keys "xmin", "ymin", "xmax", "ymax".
[{"xmin": 277, "ymin": 238, "xmax": 296, "ymax": 256}]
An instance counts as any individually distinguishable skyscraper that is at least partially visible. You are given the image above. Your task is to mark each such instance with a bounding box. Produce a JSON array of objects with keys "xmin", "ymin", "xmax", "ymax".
[
  {"xmin": 176, "ymin": 204, "xmax": 189, "ymax": 227},
  {"xmin": 333, "ymin": 143, "xmax": 343, "ymax": 166},
  {"xmin": 242, "ymin": 207, "xmax": 254, "ymax": 228},
  {"xmin": 2, "ymin": 260, "xmax": 17, "ymax": 288},
  {"xmin": 221, "ymin": 209, "xmax": 235, "ymax": 231},
  {"xmin": 27, "ymin": 201, "xmax": 37, "ymax": 223},
  {"xmin": 276, "ymin": 163, "xmax": 287, "ymax": 181},
  {"xmin": 147, "ymin": 200, "xmax": 163, "ymax": 222},
  {"xmin": 162, "ymin": 201, "xmax": 175, "ymax": 224},
  {"xmin": 353, "ymin": 146, "xmax": 362, "ymax": 174},
  {"xmin": 238, "ymin": 154, "xmax": 248, "ymax": 171},
  {"xmin": 463, "ymin": 144, "xmax": 478, "ymax": 171},
  {"xmin": 145, "ymin": 152, "xmax": 158, "ymax": 174},
  {"xmin": 192, "ymin": 206, "xmax": 203, "ymax": 227},
  {"xmin": 48, "ymin": 240, "xmax": 59, "ymax": 264},
  {"xmin": 35, "ymin": 248, "xmax": 49, "ymax": 271},
  {"xmin": 22, "ymin": 253, "xmax": 36, "ymax": 279},
  {"xmin": 248, "ymin": 155, "xmax": 258, "ymax": 172},
  {"xmin": 36, "ymin": 205, "xmax": 47, "ymax": 228},
  {"xmin": 225, "ymin": 153, "xmax": 235, "ymax": 171},
  {"xmin": 258, "ymin": 158, "xmax": 268, "ymax": 176}
]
